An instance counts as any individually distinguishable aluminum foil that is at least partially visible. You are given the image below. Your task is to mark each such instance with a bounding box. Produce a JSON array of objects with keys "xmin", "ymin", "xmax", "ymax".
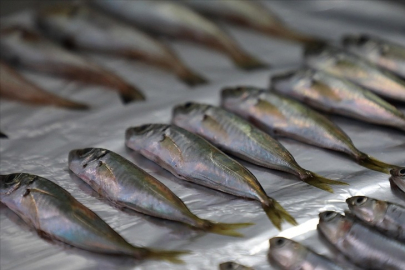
[{"xmin": 1, "ymin": 1, "xmax": 405, "ymax": 269}]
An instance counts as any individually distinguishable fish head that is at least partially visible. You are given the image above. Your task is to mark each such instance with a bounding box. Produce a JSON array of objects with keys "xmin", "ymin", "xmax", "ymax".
[
  {"xmin": 125, "ymin": 124, "xmax": 169, "ymax": 151},
  {"xmin": 271, "ymin": 69, "xmax": 315, "ymax": 95},
  {"xmin": 346, "ymin": 196, "xmax": 387, "ymax": 224},
  {"xmin": 342, "ymin": 35, "xmax": 382, "ymax": 60},
  {"xmin": 318, "ymin": 211, "xmax": 351, "ymax": 245},
  {"xmin": 220, "ymin": 86, "xmax": 261, "ymax": 110},
  {"xmin": 304, "ymin": 43, "xmax": 339, "ymax": 70},
  {"xmin": 268, "ymin": 237, "xmax": 307, "ymax": 269},
  {"xmin": 172, "ymin": 102, "xmax": 209, "ymax": 129},
  {"xmin": 219, "ymin": 261, "xmax": 251, "ymax": 270},
  {"xmin": 0, "ymin": 173, "xmax": 38, "ymax": 211},
  {"xmin": 390, "ymin": 167, "xmax": 405, "ymax": 177},
  {"xmin": 68, "ymin": 148, "xmax": 107, "ymax": 176}
]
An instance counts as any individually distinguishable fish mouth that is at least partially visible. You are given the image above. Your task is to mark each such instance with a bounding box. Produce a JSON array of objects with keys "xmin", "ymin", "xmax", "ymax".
[{"xmin": 68, "ymin": 148, "xmax": 93, "ymax": 163}]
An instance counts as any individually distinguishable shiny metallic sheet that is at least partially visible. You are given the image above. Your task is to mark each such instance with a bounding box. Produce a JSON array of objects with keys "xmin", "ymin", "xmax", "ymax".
[{"xmin": 1, "ymin": 1, "xmax": 405, "ymax": 269}]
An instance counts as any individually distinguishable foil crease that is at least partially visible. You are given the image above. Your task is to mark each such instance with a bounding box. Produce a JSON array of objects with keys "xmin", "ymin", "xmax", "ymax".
[{"xmin": 1, "ymin": 1, "xmax": 405, "ymax": 269}]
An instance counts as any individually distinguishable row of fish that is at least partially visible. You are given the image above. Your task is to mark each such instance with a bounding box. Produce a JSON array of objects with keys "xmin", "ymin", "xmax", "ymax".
[
  {"xmin": 269, "ymin": 196, "xmax": 405, "ymax": 270},
  {"xmin": 1, "ymin": 0, "xmax": 318, "ymax": 109}
]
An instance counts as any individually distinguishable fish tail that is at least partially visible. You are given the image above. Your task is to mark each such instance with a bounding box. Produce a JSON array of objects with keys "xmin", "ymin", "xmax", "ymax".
[
  {"xmin": 356, "ymin": 152, "xmax": 400, "ymax": 174},
  {"xmin": 176, "ymin": 68, "xmax": 208, "ymax": 87},
  {"xmin": 263, "ymin": 25, "xmax": 325, "ymax": 46},
  {"xmin": 144, "ymin": 249, "xmax": 190, "ymax": 264},
  {"xmin": 51, "ymin": 97, "xmax": 90, "ymax": 110},
  {"xmin": 262, "ymin": 198, "xmax": 297, "ymax": 230},
  {"xmin": 201, "ymin": 220, "xmax": 254, "ymax": 237},
  {"xmin": 119, "ymin": 85, "xmax": 146, "ymax": 104},
  {"xmin": 302, "ymin": 171, "xmax": 349, "ymax": 193},
  {"xmin": 231, "ymin": 53, "xmax": 268, "ymax": 71}
]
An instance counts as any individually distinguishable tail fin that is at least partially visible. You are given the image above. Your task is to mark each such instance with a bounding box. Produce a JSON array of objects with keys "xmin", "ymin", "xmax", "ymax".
[
  {"xmin": 201, "ymin": 220, "xmax": 254, "ymax": 237},
  {"xmin": 119, "ymin": 86, "xmax": 146, "ymax": 104},
  {"xmin": 145, "ymin": 249, "xmax": 190, "ymax": 264},
  {"xmin": 302, "ymin": 172, "xmax": 348, "ymax": 193},
  {"xmin": 357, "ymin": 153, "xmax": 400, "ymax": 174},
  {"xmin": 177, "ymin": 69, "xmax": 208, "ymax": 87},
  {"xmin": 262, "ymin": 198, "xmax": 297, "ymax": 230},
  {"xmin": 263, "ymin": 25, "xmax": 326, "ymax": 46}
]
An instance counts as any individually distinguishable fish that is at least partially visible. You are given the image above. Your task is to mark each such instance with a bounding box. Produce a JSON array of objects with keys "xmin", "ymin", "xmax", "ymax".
[
  {"xmin": 271, "ymin": 68, "xmax": 405, "ymax": 132},
  {"xmin": 68, "ymin": 147, "xmax": 253, "ymax": 237},
  {"xmin": 390, "ymin": 168, "xmax": 405, "ymax": 192},
  {"xmin": 172, "ymin": 102, "xmax": 347, "ymax": 193},
  {"xmin": 304, "ymin": 43, "xmax": 405, "ymax": 102},
  {"xmin": 268, "ymin": 237, "xmax": 344, "ymax": 270},
  {"xmin": 180, "ymin": 0, "xmax": 323, "ymax": 45},
  {"xmin": 0, "ymin": 173, "xmax": 188, "ymax": 263},
  {"xmin": 343, "ymin": 34, "xmax": 405, "ymax": 78},
  {"xmin": 0, "ymin": 26, "xmax": 145, "ymax": 104},
  {"xmin": 0, "ymin": 131, "xmax": 7, "ymax": 139},
  {"xmin": 346, "ymin": 196, "xmax": 405, "ymax": 242},
  {"xmin": 221, "ymin": 86, "xmax": 401, "ymax": 174},
  {"xmin": 125, "ymin": 124, "xmax": 297, "ymax": 230},
  {"xmin": 36, "ymin": 4, "xmax": 206, "ymax": 87},
  {"xmin": 91, "ymin": 0, "xmax": 266, "ymax": 70},
  {"xmin": 219, "ymin": 261, "xmax": 253, "ymax": 270},
  {"xmin": 318, "ymin": 211, "xmax": 405, "ymax": 270},
  {"xmin": 0, "ymin": 61, "xmax": 89, "ymax": 110}
]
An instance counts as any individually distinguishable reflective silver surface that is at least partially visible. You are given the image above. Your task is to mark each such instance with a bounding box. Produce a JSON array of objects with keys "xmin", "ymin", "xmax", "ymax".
[{"xmin": 1, "ymin": 1, "xmax": 405, "ymax": 269}]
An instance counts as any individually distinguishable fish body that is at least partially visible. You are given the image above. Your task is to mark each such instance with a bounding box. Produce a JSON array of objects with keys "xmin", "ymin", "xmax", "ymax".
[
  {"xmin": 181, "ymin": 0, "xmax": 322, "ymax": 45},
  {"xmin": 172, "ymin": 102, "xmax": 347, "ymax": 192},
  {"xmin": 343, "ymin": 34, "xmax": 405, "ymax": 78},
  {"xmin": 68, "ymin": 148, "xmax": 252, "ymax": 237},
  {"xmin": 0, "ymin": 61, "xmax": 88, "ymax": 110},
  {"xmin": 92, "ymin": 0, "xmax": 266, "ymax": 70},
  {"xmin": 0, "ymin": 173, "xmax": 186, "ymax": 262},
  {"xmin": 0, "ymin": 26, "xmax": 145, "ymax": 103},
  {"xmin": 125, "ymin": 124, "xmax": 296, "ymax": 229},
  {"xmin": 318, "ymin": 211, "xmax": 405, "ymax": 270},
  {"xmin": 36, "ymin": 5, "xmax": 206, "ymax": 86},
  {"xmin": 269, "ymin": 237, "xmax": 344, "ymax": 270},
  {"xmin": 221, "ymin": 86, "xmax": 399, "ymax": 174},
  {"xmin": 346, "ymin": 196, "xmax": 405, "ymax": 241},
  {"xmin": 304, "ymin": 44, "xmax": 405, "ymax": 102},
  {"xmin": 271, "ymin": 68, "xmax": 405, "ymax": 132}
]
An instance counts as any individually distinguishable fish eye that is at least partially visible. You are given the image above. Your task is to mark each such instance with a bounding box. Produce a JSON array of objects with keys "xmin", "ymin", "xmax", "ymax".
[
  {"xmin": 321, "ymin": 211, "xmax": 337, "ymax": 221},
  {"xmin": 275, "ymin": 238, "xmax": 285, "ymax": 246},
  {"xmin": 184, "ymin": 102, "xmax": 194, "ymax": 109},
  {"xmin": 358, "ymin": 35, "xmax": 370, "ymax": 45},
  {"xmin": 400, "ymin": 168, "xmax": 405, "ymax": 175},
  {"xmin": 355, "ymin": 196, "xmax": 367, "ymax": 205},
  {"xmin": 221, "ymin": 262, "xmax": 234, "ymax": 270}
]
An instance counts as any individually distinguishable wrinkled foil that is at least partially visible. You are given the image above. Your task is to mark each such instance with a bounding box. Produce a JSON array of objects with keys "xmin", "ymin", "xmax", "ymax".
[{"xmin": 1, "ymin": 1, "xmax": 405, "ymax": 269}]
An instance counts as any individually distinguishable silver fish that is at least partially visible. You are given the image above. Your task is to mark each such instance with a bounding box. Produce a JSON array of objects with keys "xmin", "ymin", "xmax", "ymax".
[
  {"xmin": 346, "ymin": 196, "xmax": 405, "ymax": 242},
  {"xmin": 0, "ymin": 173, "xmax": 187, "ymax": 263},
  {"xmin": 390, "ymin": 168, "xmax": 405, "ymax": 193},
  {"xmin": 0, "ymin": 26, "xmax": 145, "ymax": 104},
  {"xmin": 343, "ymin": 34, "xmax": 405, "ymax": 78},
  {"xmin": 92, "ymin": 0, "xmax": 266, "ymax": 70},
  {"xmin": 68, "ymin": 148, "xmax": 252, "ymax": 237},
  {"xmin": 180, "ymin": 0, "xmax": 323, "ymax": 45},
  {"xmin": 219, "ymin": 261, "xmax": 253, "ymax": 270},
  {"xmin": 268, "ymin": 237, "xmax": 344, "ymax": 270},
  {"xmin": 271, "ymin": 68, "xmax": 405, "ymax": 132},
  {"xmin": 304, "ymin": 43, "xmax": 405, "ymax": 102},
  {"xmin": 318, "ymin": 211, "xmax": 405, "ymax": 270},
  {"xmin": 172, "ymin": 102, "xmax": 347, "ymax": 193},
  {"xmin": 36, "ymin": 4, "xmax": 206, "ymax": 86},
  {"xmin": 125, "ymin": 124, "xmax": 297, "ymax": 230},
  {"xmin": 221, "ymin": 86, "xmax": 400, "ymax": 174},
  {"xmin": 0, "ymin": 61, "xmax": 89, "ymax": 110}
]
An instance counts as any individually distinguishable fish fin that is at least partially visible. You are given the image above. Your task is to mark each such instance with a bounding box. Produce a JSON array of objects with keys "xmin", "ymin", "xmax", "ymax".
[
  {"xmin": 145, "ymin": 249, "xmax": 190, "ymax": 264},
  {"xmin": 202, "ymin": 220, "xmax": 254, "ymax": 237},
  {"xmin": 302, "ymin": 172, "xmax": 349, "ymax": 193},
  {"xmin": 0, "ymin": 131, "xmax": 8, "ymax": 139},
  {"xmin": 357, "ymin": 153, "xmax": 401, "ymax": 174},
  {"xmin": 177, "ymin": 70, "xmax": 208, "ymax": 87},
  {"xmin": 263, "ymin": 198, "xmax": 297, "ymax": 230}
]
